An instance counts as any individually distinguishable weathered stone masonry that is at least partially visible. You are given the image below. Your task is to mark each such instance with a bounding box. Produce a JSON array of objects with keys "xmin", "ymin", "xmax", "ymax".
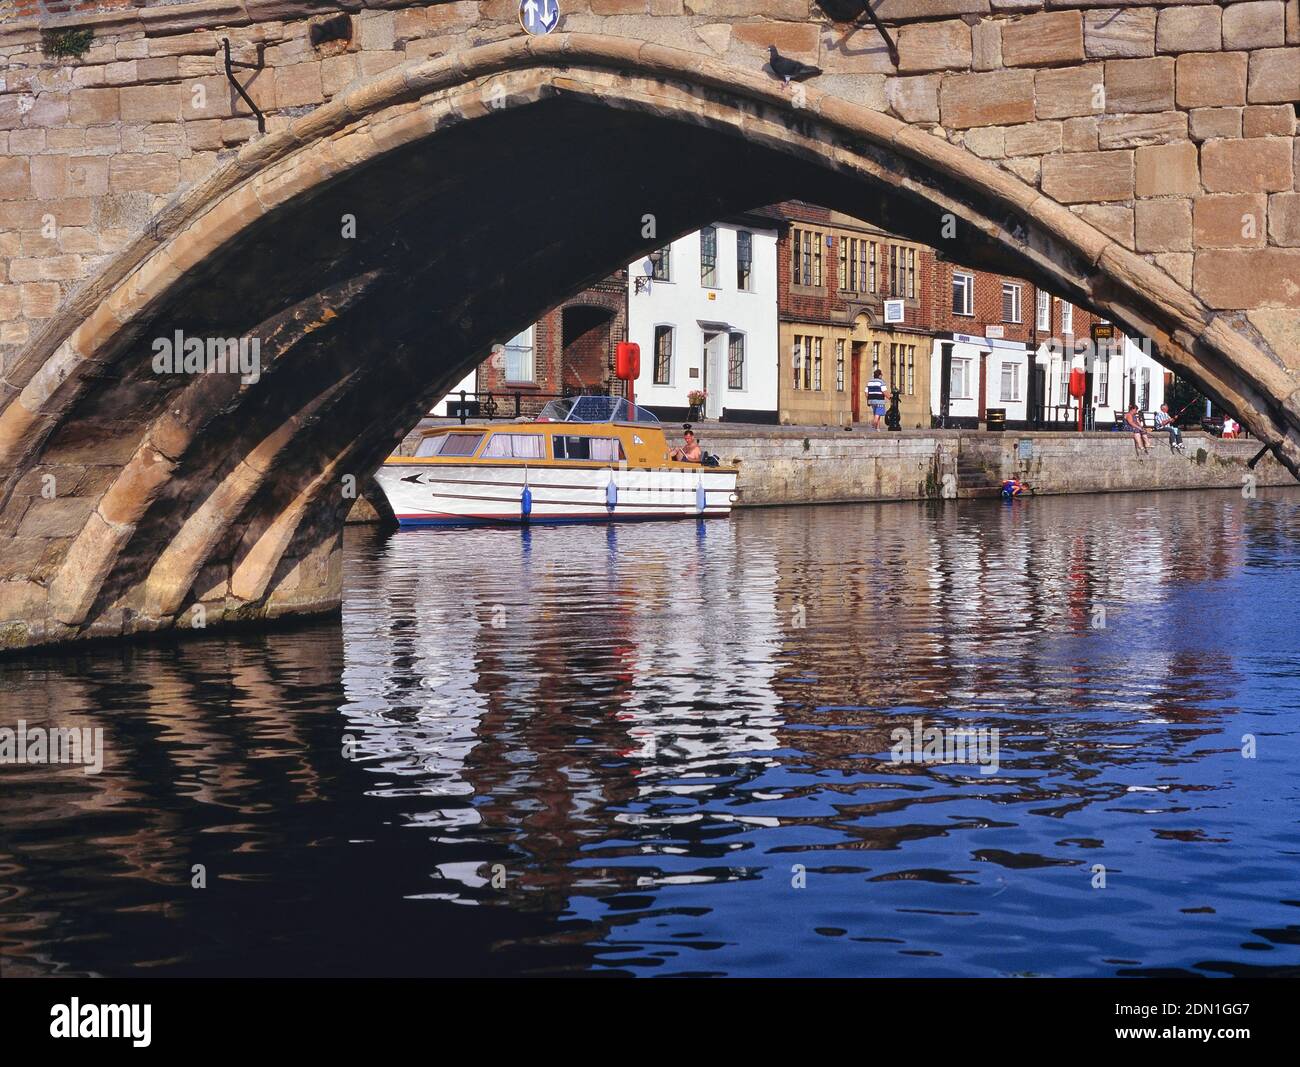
[{"xmin": 0, "ymin": 1, "xmax": 1297, "ymax": 650}]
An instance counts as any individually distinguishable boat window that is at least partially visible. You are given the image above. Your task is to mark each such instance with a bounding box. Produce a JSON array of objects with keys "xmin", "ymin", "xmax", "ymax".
[
  {"xmin": 552, "ymin": 435, "xmax": 624, "ymax": 462},
  {"xmin": 414, "ymin": 435, "xmax": 444, "ymax": 457},
  {"xmin": 481, "ymin": 433, "xmax": 545, "ymax": 459},
  {"xmin": 432, "ymin": 433, "xmax": 484, "ymax": 457}
]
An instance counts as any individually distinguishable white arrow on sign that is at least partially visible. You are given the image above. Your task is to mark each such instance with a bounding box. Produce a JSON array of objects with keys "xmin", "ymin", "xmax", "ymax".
[{"xmin": 521, "ymin": 0, "xmax": 559, "ymax": 34}]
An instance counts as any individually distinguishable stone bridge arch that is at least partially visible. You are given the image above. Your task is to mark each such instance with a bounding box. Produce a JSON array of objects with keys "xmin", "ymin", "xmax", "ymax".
[{"xmin": 0, "ymin": 16, "xmax": 1298, "ymax": 649}]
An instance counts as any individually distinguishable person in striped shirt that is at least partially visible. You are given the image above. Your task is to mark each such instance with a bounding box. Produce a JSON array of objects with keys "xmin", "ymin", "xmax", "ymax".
[{"xmin": 865, "ymin": 367, "xmax": 887, "ymax": 431}]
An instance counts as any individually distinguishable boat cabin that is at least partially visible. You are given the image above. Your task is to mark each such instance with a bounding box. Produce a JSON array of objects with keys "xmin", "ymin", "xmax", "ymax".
[{"xmin": 404, "ymin": 396, "xmax": 720, "ymax": 470}]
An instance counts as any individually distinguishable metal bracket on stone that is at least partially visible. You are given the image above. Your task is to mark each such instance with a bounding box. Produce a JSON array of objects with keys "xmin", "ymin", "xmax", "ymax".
[
  {"xmin": 815, "ymin": 0, "xmax": 899, "ymax": 68},
  {"xmin": 222, "ymin": 39, "xmax": 266, "ymax": 134}
]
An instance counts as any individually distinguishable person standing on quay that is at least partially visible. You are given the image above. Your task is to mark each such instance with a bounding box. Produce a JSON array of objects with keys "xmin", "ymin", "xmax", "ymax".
[{"xmin": 866, "ymin": 366, "xmax": 887, "ymax": 431}]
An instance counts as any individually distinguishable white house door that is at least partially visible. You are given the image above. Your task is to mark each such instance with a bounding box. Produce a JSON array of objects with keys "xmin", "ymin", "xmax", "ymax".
[{"xmin": 703, "ymin": 332, "xmax": 724, "ymax": 419}]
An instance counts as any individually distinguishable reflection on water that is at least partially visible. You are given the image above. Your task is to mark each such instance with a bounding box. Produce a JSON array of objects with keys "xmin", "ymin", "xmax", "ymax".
[{"xmin": 3, "ymin": 489, "xmax": 1300, "ymax": 977}]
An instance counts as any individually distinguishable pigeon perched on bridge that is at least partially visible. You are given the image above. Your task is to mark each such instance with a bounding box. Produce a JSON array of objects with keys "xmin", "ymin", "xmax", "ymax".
[{"xmin": 767, "ymin": 45, "xmax": 822, "ymax": 88}]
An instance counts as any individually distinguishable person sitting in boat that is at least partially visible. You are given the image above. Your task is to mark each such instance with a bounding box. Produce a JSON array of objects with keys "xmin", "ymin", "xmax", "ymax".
[
  {"xmin": 1001, "ymin": 476, "xmax": 1029, "ymax": 498},
  {"xmin": 670, "ymin": 426, "xmax": 703, "ymax": 463}
]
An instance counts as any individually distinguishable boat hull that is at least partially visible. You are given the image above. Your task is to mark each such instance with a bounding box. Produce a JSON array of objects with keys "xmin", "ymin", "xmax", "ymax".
[{"xmin": 375, "ymin": 462, "xmax": 738, "ymax": 527}]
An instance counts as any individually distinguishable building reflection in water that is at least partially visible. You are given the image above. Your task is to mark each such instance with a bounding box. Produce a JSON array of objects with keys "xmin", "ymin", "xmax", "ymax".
[{"xmin": 2, "ymin": 488, "xmax": 1298, "ymax": 976}]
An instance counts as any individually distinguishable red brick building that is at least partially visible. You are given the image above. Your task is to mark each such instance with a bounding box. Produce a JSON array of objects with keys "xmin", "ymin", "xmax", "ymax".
[
  {"xmin": 462, "ymin": 270, "xmax": 628, "ymax": 417},
  {"xmin": 927, "ymin": 254, "xmax": 1112, "ymax": 429}
]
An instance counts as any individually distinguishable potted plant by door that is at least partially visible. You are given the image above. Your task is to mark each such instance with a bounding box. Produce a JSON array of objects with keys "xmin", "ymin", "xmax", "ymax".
[{"xmin": 687, "ymin": 389, "xmax": 707, "ymax": 421}]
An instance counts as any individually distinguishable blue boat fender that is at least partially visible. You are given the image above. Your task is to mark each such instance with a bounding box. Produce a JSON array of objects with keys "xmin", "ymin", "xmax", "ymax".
[
  {"xmin": 606, "ymin": 477, "xmax": 618, "ymax": 512},
  {"xmin": 695, "ymin": 479, "xmax": 707, "ymax": 515}
]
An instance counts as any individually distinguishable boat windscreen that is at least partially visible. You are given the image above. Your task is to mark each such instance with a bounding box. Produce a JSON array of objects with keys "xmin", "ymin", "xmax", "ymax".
[{"xmin": 536, "ymin": 395, "xmax": 660, "ymax": 423}]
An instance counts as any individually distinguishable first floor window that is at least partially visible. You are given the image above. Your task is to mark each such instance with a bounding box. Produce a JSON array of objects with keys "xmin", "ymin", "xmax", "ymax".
[
  {"xmin": 651, "ymin": 245, "xmax": 671, "ymax": 281},
  {"xmin": 836, "ymin": 339, "xmax": 845, "ymax": 392},
  {"xmin": 953, "ymin": 272, "xmax": 974, "ymax": 316},
  {"xmin": 1002, "ymin": 282, "xmax": 1022, "ymax": 323},
  {"xmin": 736, "ymin": 230, "xmax": 753, "ymax": 291},
  {"xmin": 812, "ymin": 337, "xmax": 823, "ymax": 391},
  {"xmin": 727, "ymin": 332, "xmax": 745, "ymax": 390},
  {"xmin": 1000, "ymin": 362, "xmax": 1021, "ymax": 402},
  {"xmin": 653, "ymin": 325, "xmax": 673, "ymax": 385},
  {"xmin": 1061, "ymin": 303, "xmax": 1073, "ymax": 334},
  {"xmin": 700, "ymin": 225, "xmax": 717, "ymax": 287},
  {"xmin": 950, "ymin": 358, "xmax": 972, "ymax": 400},
  {"xmin": 907, "ymin": 248, "xmax": 916, "ymax": 299},
  {"xmin": 1036, "ymin": 289, "xmax": 1051, "ymax": 332},
  {"xmin": 503, "ymin": 326, "xmax": 534, "ymax": 382}
]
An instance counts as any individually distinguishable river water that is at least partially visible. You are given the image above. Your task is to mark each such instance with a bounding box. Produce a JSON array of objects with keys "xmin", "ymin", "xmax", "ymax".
[{"xmin": 3, "ymin": 488, "xmax": 1299, "ymax": 977}]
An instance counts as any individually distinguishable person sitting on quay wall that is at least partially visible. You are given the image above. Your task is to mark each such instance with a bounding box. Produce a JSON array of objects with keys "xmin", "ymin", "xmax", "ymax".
[
  {"xmin": 1154, "ymin": 403, "xmax": 1185, "ymax": 454},
  {"xmin": 1124, "ymin": 404, "xmax": 1152, "ymax": 457},
  {"xmin": 670, "ymin": 425, "xmax": 703, "ymax": 463}
]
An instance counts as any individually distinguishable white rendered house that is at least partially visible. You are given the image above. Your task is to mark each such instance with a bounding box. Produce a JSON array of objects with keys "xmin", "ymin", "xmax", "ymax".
[{"xmin": 626, "ymin": 217, "xmax": 779, "ymax": 423}]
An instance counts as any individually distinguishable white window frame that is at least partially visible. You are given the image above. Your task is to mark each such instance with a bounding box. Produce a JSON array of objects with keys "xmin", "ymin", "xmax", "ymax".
[
  {"xmin": 727, "ymin": 330, "xmax": 746, "ymax": 391},
  {"xmin": 1002, "ymin": 282, "xmax": 1022, "ymax": 324},
  {"xmin": 502, "ymin": 326, "xmax": 535, "ymax": 384},
  {"xmin": 1036, "ymin": 289, "xmax": 1051, "ymax": 332},
  {"xmin": 652, "ymin": 323, "xmax": 674, "ymax": 386},
  {"xmin": 1000, "ymin": 362, "xmax": 1021, "ymax": 402},
  {"xmin": 952, "ymin": 271, "xmax": 974, "ymax": 317},
  {"xmin": 950, "ymin": 357, "xmax": 973, "ymax": 400},
  {"xmin": 1061, "ymin": 302, "xmax": 1073, "ymax": 334}
]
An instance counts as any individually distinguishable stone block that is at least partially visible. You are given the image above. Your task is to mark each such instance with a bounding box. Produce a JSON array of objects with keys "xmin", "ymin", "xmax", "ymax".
[
  {"xmin": 1243, "ymin": 104, "xmax": 1295, "ymax": 137},
  {"xmin": 1156, "ymin": 6, "xmax": 1222, "ymax": 54},
  {"xmin": 1105, "ymin": 56, "xmax": 1175, "ymax": 112},
  {"xmin": 885, "ymin": 75, "xmax": 941, "ymax": 123},
  {"xmin": 1194, "ymin": 248, "xmax": 1300, "ymax": 307},
  {"xmin": 68, "ymin": 88, "xmax": 119, "ymax": 125},
  {"xmin": 1084, "ymin": 8, "xmax": 1157, "ymax": 58},
  {"xmin": 119, "ymin": 84, "xmax": 183, "ymax": 124},
  {"xmin": 940, "ymin": 70, "xmax": 1036, "ymax": 127},
  {"xmin": 1099, "ymin": 110, "xmax": 1187, "ymax": 149},
  {"xmin": 1201, "ymin": 137, "xmax": 1293, "ymax": 192},
  {"xmin": 1247, "ymin": 48, "xmax": 1300, "ymax": 103},
  {"xmin": 1194, "ymin": 192, "xmax": 1268, "ymax": 246},
  {"xmin": 1002, "ymin": 11, "xmax": 1085, "ymax": 67},
  {"xmin": 1268, "ymin": 191, "xmax": 1300, "ymax": 245},
  {"xmin": 1135, "ymin": 197, "xmax": 1193, "ymax": 251},
  {"xmin": 1135, "ymin": 140, "xmax": 1200, "ymax": 196},
  {"xmin": 1035, "ymin": 64, "xmax": 1105, "ymax": 119},
  {"xmin": 1222, "ymin": 2, "xmax": 1286, "ymax": 49},
  {"xmin": 897, "ymin": 20, "xmax": 973, "ymax": 74},
  {"xmin": 1175, "ymin": 51, "xmax": 1249, "ymax": 108},
  {"xmin": 1188, "ymin": 107, "xmax": 1243, "ymax": 141},
  {"xmin": 1041, "ymin": 149, "xmax": 1135, "ymax": 202}
]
